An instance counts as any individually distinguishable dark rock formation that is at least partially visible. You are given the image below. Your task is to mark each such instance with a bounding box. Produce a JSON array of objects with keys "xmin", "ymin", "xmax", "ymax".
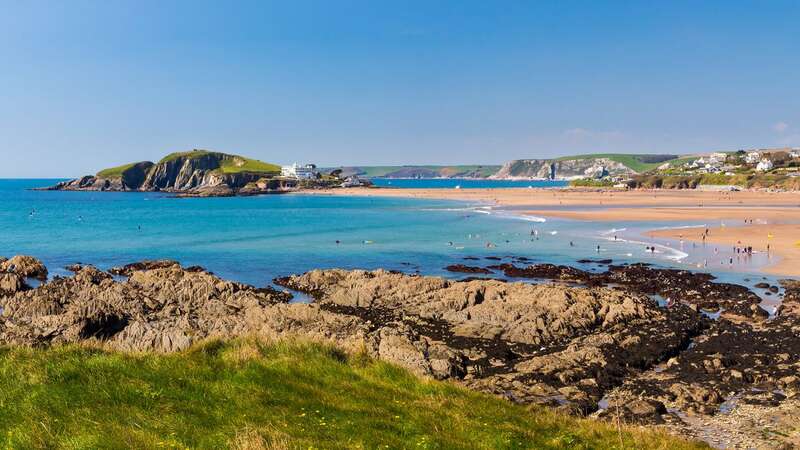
[
  {"xmin": 276, "ymin": 268, "xmax": 704, "ymax": 414},
  {"xmin": 444, "ymin": 264, "xmax": 492, "ymax": 274},
  {"xmin": 494, "ymin": 262, "xmax": 768, "ymax": 321}
]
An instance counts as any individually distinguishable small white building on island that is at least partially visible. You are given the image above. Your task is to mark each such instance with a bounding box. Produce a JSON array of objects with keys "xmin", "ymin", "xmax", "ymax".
[{"xmin": 281, "ymin": 163, "xmax": 318, "ymax": 179}]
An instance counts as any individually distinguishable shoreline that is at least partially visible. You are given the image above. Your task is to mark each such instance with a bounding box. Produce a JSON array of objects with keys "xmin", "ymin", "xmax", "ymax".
[
  {"xmin": 650, "ymin": 223, "xmax": 800, "ymax": 277},
  {"xmin": 301, "ymin": 187, "xmax": 800, "ymax": 277}
]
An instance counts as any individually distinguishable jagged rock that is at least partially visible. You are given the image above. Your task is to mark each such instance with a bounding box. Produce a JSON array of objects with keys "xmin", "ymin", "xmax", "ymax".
[
  {"xmin": 598, "ymin": 398, "xmax": 667, "ymax": 425},
  {"xmin": 108, "ymin": 260, "xmax": 179, "ymax": 276},
  {"xmin": 0, "ymin": 273, "xmax": 26, "ymax": 296},
  {"xmin": 277, "ymin": 268, "xmax": 704, "ymax": 410},
  {"xmin": 444, "ymin": 264, "xmax": 492, "ymax": 274},
  {"xmin": 3, "ymin": 258, "xmax": 797, "ymax": 445},
  {"xmin": 0, "ymin": 265, "xmax": 288, "ymax": 351},
  {"xmin": 496, "ymin": 262, "xmax": 768, "ymax": 320},
  {"xmin": 0, "ymin": 255, "xmax": 48, "ymax": 280}
]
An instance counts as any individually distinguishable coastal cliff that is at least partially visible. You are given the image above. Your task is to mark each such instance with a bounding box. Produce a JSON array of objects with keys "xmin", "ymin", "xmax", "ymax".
[
  {"xmin": 492, "ymin": 157, "xmax": 638, "ymax": 180},
  {"xmin": 43, "ymin": 150, "xmax": 297, "ymax": 196}
]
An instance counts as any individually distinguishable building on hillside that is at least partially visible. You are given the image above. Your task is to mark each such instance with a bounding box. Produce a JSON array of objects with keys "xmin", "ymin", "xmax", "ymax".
[
  {"xmin": 756, "ymin": 159, "xmax": 774, "ymax": 172},
  {"xmin": 791, "ymin": 148, "xmax": 800, "ymax": 159},
  {"xmin": 709, "ymin": 152, "xmax": 727, "ymax": 164},
  {"xmin": 745, "ymin": 151, "xmax": 762, "ymax": 164},
  {"xmin": 281, "ymin": 163, "xmax": 318, "ymax": 179}
]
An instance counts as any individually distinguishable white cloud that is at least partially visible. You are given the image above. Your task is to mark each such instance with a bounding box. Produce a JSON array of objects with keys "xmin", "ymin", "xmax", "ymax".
[{"xmin": 772, "ymin": 121, "xmax": 789, "ymax": 133}]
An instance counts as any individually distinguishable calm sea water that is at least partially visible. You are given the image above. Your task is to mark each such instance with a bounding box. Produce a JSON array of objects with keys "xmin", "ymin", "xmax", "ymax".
[
  {"xmin": 370, "ymin": 178, "xmax": 567, "ymax": 189},
  {"xmin": 0, "ymin": 180, "xmax": 779, "ymax": 301}
]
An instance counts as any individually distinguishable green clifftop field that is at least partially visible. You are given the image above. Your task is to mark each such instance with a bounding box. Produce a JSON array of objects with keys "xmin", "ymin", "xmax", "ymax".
[
  {"xmin": 98, "ymin": 150, "xmax": 281, "ymax": 178},
  {"xmin": 553, "ymin": 154, "xmax": 680, "ymax": 173},
  {"xmin": 0, "ymin": 339, "xmax": 704, "ymax": 449}
]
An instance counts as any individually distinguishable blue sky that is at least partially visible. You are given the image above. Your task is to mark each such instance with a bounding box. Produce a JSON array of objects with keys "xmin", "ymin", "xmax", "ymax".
[{"xmin": 1, "ymin": 0, "xmax": 799, "ymax": 177}]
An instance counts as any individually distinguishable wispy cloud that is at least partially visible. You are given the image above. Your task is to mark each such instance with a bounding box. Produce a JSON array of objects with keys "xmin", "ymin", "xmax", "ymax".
[{"xmin": 772, "ymin": 121, "xmax": 789, "ymax": 133}]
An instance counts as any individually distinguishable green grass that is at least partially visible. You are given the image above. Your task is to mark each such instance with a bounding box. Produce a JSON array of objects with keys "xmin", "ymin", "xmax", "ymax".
[
  {"xmin": 217, "ymin": 157, "xmax": 280, "ymax": 174},
  {"xmin": 0, "ymin": 339, "xmax": 705, "ymax": 449},
  {"xmin": 96, "ymin": 163, "xmax": 140, "ymax": 178},
  {"xmin": 158, "ymin": 150, "xmax": 280, "ymax": 174},
  {"xmin": 159, "ymin": 150, "xmax": 214, "ymax": 163},
  {"xmin": 555, "ymin": 154, "xmax": 682, "ymax": 173}
]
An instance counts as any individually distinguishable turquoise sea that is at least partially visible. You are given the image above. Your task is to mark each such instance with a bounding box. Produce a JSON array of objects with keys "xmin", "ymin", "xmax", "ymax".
[{"xmin": 0, "ymin": 180, "xmax": 780, "ymax": 301}]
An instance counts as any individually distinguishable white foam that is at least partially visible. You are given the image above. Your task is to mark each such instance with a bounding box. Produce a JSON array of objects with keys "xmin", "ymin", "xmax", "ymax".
[{"xmin": 599, "ymin": 235, "xmax": 689, "ymax": 261}]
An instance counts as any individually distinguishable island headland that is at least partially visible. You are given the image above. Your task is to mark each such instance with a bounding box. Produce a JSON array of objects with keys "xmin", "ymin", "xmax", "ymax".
[{"xmin": 40, "ymin": 149, "xmax": 339, "ymax": 197}]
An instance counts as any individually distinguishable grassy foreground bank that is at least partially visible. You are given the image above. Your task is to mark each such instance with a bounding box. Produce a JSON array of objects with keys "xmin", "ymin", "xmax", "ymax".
[{"xmin": 0, "ymin": 339, "xmax": 705, "ymax": 449}]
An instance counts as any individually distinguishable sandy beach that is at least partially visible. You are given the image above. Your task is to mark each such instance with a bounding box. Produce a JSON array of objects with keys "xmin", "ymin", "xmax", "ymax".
[
  {"xmin": 309, "ymin": 186, "xmax": 800, "ymax": 212},
  {"xmin": 651, "ymin": 224, "xmax": 800, "ymax": 277},
  {"xmin": 308, "ymin": 187, "xmax": 800, "ymax": 276}
]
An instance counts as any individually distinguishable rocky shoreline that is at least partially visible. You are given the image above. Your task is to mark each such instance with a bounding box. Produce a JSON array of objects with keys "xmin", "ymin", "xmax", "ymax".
[{"xmin": 0, "ymin": 255, "xmax": 797, "ymax": 448}]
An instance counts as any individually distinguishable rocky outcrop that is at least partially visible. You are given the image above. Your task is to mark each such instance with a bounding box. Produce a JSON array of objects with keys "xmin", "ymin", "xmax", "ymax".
[
  {"xmin": 488, "ymin": 262, "xmax": 768, "ymax": 321},
  {"xmin": 0, "ymin": 273, "xmax": 26, "ymax": 296},
  {"xmin": 276, "ymin": 268, "xmax": 704, "ymax": 413},
  {"xmin": 0, "ymin": 263, "xmax": 291, "ymax": 351},
  {"xmin": 40, "ymin": 150, "xmax": 296, "ymax": 197},
  {"xmin": 0, "ymin": 260, "xmax": 702, "ymax": 415},
  {"xmin": 0, "ymin": 255, "xmax": 48, "ymax": 280},
  {"xmin": 0, "ymin": 258, "xmax": 795, "ymax": 447}
]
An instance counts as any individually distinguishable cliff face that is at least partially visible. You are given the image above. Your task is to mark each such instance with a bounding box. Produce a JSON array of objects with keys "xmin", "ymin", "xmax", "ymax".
[
  {"xmin": 144, "ymin": 153, "xmax": 229, "ymax": 190},
  {"xmin": 492, "ymin": 158, "xmax": 635, "ymax": 180},
  {"xmin": 490, "ymin": 159, "xmax": 554, "ymax": 179},
  {"xmin": 44, "ymin": 151, "xmax": 291, "ymax": 196}
]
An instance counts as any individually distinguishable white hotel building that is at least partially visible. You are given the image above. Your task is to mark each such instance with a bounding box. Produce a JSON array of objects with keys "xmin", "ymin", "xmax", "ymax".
[{"xmin": 281, "ymin": 163, "xmax": 318, "ymax": 179}]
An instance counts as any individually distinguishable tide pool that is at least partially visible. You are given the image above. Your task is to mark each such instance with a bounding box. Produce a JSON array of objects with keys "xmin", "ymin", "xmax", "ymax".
[{"xmin": 0, "ymin": 180, "xmax": 778, "ymax": 295}]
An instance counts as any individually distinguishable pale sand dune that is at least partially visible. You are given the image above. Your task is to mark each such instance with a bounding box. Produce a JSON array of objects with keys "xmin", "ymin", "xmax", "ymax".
[{"xmin": 305, "ymin": 187, "xmax": 800, "ymax": 276}]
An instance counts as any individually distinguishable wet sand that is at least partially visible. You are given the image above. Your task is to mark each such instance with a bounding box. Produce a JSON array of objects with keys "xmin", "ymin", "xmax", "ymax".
[
  {"xmin": 306, "ymin": 187, "xmax": 800, "ymax": 276},
  {"xmin": 651, "ymin": 224, "xmax": 800, "ymax": 277}
]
